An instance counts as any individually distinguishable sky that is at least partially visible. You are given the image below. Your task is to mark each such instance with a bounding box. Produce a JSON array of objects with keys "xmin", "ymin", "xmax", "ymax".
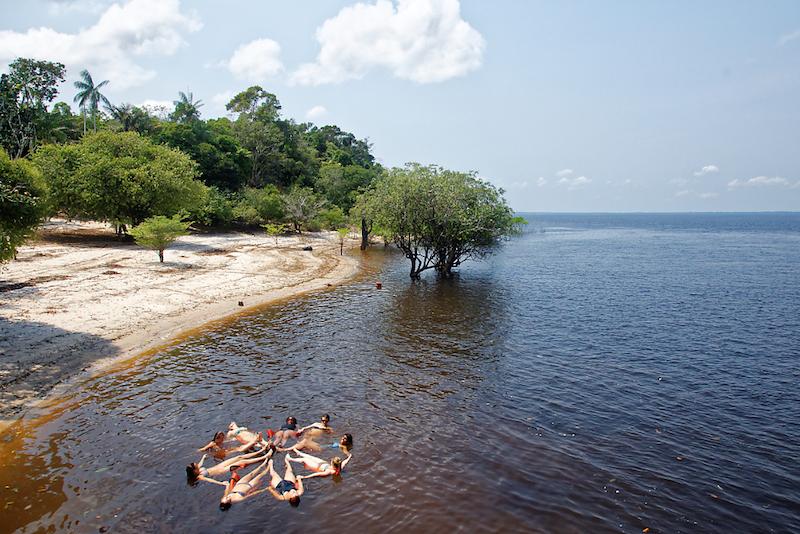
[{"xmin": 1, "ymin": 0, "xmax": 799, "ymax": 212}]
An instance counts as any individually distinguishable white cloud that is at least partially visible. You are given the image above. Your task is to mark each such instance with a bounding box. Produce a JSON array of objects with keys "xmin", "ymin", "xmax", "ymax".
[
  {"xmin": 47, "ymin": 0, "xmax": 111, "ymax": 15},
  {"xmin": 555, "ymin": 168, "xmax": 573, "ymax": 177},
  {"xmin": 536, "ymin": 177, "xmax": 547, "ymax": 187},
  {"xmin": 305, "ymin": 105, "xmax": 328, "ymax": 121},
  {"xmin": 727, "ymin": 176, "xmax": 796, "ymax": 188},
  {"xmin": 0, "ymin": 0, "xmax": 201, "ymax": 89},
  {"xmin": 227, "ymin": 38, "xmax": 283, "ymax": 83},
  {"xmin": 557, "ymin": 175, "xmax": 591, "ymax": 190},
  {"xmin": 778, "ymin": 29, "xmax": 800, "ymax": 46},
  {"xmin": 693, "ymin": 164, "xmax": 719, "ymax": 176},
  {"xmin": 209, "ymin": 91, "xmax": 235, "ymax": 116},
  {"xmin": 290, "ymin": 0, "xmax": 485, "ymax": 86}
]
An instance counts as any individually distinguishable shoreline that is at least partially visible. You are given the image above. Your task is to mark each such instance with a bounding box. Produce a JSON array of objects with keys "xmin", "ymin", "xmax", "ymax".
[{"xmin": 0, "ymin": 220, "xmax": 360, "ymax": 431}]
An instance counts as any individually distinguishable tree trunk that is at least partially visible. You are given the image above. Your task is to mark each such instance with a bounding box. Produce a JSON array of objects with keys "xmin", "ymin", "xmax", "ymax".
[
  {"xmin": 158, "ymin": 249, "xmax": 164, "ymax": 262},
  {"xmin": 340, "ymin": 241, "xmax": 344, "ymax": 255},
  {"xmin": 82, "ymin": 111, "xmax": 86, "ymax": 134},
  {"xmin": 360, "ymin": 217, "xmax": 369, "ymax": 250}
]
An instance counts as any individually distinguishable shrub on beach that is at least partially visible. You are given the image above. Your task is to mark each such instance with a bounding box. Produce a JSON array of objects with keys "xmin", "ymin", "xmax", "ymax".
[
  {"xmin": 0, "ymin": 148, "xmax": 48, "ymax": 262},
  {"xmin": 129, "ymin": 214, "xmax": 191, "ymax": 263}
]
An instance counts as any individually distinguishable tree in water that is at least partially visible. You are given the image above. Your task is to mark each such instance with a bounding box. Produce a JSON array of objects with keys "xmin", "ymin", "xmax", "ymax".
[
  {"xmin": 130, "ymin": 215, "xmax": 191, "ymax": 263},
  {"xmin": 364, "ymin": 163, "xmax": 521, "ymax": 279},
  {"xmin": 73, "ymin": 69, "xmax": 110, "ymax": 133}
]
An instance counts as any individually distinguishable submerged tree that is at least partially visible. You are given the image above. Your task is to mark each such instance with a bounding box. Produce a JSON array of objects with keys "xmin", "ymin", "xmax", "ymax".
[
  {"xmin": 130, "ymin": 215, "xmax": 191, "ymax": 263},
  {"xmin": 364, "ymin": 164, "xmax": 520, "ymax": 279}
]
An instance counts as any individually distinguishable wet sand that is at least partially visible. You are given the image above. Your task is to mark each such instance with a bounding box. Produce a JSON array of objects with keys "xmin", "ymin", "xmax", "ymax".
[{"xmin": 0, "ymin": 220, "xmax": 358, "ymax": 428}]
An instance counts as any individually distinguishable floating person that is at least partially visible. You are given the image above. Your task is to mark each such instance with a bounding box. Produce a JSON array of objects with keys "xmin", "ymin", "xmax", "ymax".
[
  {"xmin": 297, "ymin": 414, "xmax": 333, "ymax": 435},
  {"xmin": 227, "ymin": 421, "xmax": 269, "ymax": 449},
  {"xmin": 186, "ymin": 442, "xmax": 272, "ymax": 486},
  {"xmin": 198, "ymin": 430, "xmax": 262, "ymax": 458},
  {"xmin": 285, "ymin": 432, "xmax": 353, "ymax": 455},
  {"xmin": 269, "ymin": 416, "xmax": 299, "ymax": 448},
  {"xmin": 219, "ymin": 456, "xmax": 274, "ymax": 510},
  {"xmin": 266, "ymin": 455, "xmax": 305, "ymax": 506},
  {"xmin": 287, "ymin": 449, "xmax": 352, "ymax": 479}
]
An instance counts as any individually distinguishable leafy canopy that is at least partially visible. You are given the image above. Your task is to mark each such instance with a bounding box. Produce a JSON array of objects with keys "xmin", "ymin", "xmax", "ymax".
[
  {"xmin": 0, "ymin": 147, "xmax": 48, "ymax": 261},
  {"xmin": 129, "ymin": 214, "xmax": 191, "ymax": 262}
]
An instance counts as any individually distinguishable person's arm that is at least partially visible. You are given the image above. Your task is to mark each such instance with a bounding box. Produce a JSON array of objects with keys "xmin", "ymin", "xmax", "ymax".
[
  {"xmin": 198, "ymin": 454, "xmax": 207, "ymax": 468},
  {"xmin": 198, "ymin": 442, "xmax": 215, "ymax": 452},
  {"xmin": 198, "ymin": 476, "xmax": 228, "ymax": 486},
  {"xmin": 267, "ymin": 487, "xmax": 285, "ymax": 501},
  {"xmin": 341, "ymin": 454, "xmax": 353, "ymax": 469},
  {"xmin": 297, "ymin": 471, "xmax": 329, "ymax": 480},
  {"xmin": 296, "ymin": 476, "xmax": 305, "ymax": 496}
]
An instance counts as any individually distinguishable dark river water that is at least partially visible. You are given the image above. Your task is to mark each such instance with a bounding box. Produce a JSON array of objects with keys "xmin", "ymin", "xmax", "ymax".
[{"xmin": 2, "ymin": 213, "xmax": 799, "ymax": 533}]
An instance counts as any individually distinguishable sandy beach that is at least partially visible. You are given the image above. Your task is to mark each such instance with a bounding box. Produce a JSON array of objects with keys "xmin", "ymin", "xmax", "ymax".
[{"xmin": 0, "ymin": 220, "xmax": 359, "ymax": 427}]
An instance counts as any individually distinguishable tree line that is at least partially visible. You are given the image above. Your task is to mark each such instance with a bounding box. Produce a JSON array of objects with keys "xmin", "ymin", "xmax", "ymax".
[{"xmin": 1, "ymin": 57, "xmax": 521, "ymax": 277}]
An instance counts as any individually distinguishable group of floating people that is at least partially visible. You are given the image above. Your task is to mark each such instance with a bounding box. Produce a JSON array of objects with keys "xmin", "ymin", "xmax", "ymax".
[{"xmin": 186, "ymin": 414, "xmax": 353, "ymax": 510}]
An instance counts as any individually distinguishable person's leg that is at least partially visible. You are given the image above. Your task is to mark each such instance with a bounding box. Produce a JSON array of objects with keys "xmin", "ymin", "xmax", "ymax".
[
  {"xmin": 268, "ymin": 459, "xmax": 282, "ymax": 487},
  {"xmin": 240, "ymin": 458, "xmax": 269, "ymax": 485},
  {"xmin": 283, "ymin": 456, "xmax": 297, "ymax": 483}
]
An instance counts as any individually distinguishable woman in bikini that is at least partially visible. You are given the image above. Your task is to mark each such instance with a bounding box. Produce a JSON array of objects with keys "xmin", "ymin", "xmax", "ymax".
[
  {"xmin": 219, "ymin": 456, "xmax": 274, "ymax": 510},
  {"xmin": 186, "ymin": 440, "xmax": 272, "ymax": 485},
  {"xmin": 266, "ymin": 455, "xmax": 305, "ymax": 506},
  {"xmin": 198, "ymin": 430, "xmax": 261, "ymax": 459},
  {"xmin": 296, "ymin": 413, "xmax": 332, "ymax": 435},
  {"xmin": 227, "ymin": 421, "xmax": 269, "ymax": 449},
  {"xmin": 287, "ymin": 449, "xmax": 352, "ymax": 479},
  {"xmin": 269, "ymin": 416, "xmax": 299, "ymax": 448},
  {"xmin": 285, "ymin": 432, "xmax": 353, "ymax": 455}
]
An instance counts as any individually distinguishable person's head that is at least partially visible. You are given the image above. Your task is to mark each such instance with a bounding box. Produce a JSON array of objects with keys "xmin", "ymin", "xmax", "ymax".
[
  {"xmin": 186, "ymin": 463, "xmax": 200, "ymax": 483},
  {"xmin": 320, "ymin": 414, "xmax": 330, "ymax": 425},
  {"xmin": 288, "ymin": 493, "xmax": 300, "ymax": 507},
  {"xmin": 286, "ymin": 416, "xmax": 297, "ymax": 425},
  {"xmin": 228, "ymin": 421, "xmax": 237, "ymax": 431},
  {"xmin": 331, "ymin": 456, "xmax": 343, "ymax": 475},
  {"xmin": 213, "ymin": 431, "xmax": 225, "ymax": 445},
  {"xmin": 340, "ymin": 433, "xmax": 353, "ymax": 448},
  {"xmin": 219, "ymin": 496, "xmax": 232, "ymax": 511}
]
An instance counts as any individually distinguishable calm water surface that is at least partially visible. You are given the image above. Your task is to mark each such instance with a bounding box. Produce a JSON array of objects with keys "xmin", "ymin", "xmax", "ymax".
[{"xmin": 2, "ymin": 213, "xmax": 799, "ymax": 533}]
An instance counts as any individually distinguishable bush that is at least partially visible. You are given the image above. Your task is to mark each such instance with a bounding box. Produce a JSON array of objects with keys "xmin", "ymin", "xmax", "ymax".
[
  {"xmin": 189, "ymin": 186, "xmax": 234, "ymax": 227},
  {"xmin": 0, "ymin": 148, "xmax": 48, "ymax": 261},
  {"xmin": 316, "ymin": 206, "xmax": 346, "ymax": 230},
  {"xmin": 232, "ymin": 186, "xmax": 283, "ymax": 226},
  {"xmin": 129, "ymin": 214, "xmax": 191, "ymax": 263}
]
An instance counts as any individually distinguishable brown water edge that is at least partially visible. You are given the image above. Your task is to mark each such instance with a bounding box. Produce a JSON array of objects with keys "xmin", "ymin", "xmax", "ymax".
[{"xmin": 0, "ymin": 247, "xmax": 378, "ymax": 533}]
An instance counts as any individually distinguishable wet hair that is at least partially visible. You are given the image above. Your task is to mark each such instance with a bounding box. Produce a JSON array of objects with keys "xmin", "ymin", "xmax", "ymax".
[
  {"xmin": 331, "ymin": 457, "xmax": 342, "ymax": 474},
  {"xmin": 289, "ymin": 496, "xmax": 300, "ymax": 507},
  {"xmin": 219, "ymin": 499, "xmax": 232, "ymax": 511},
  {"xmin": 341, "ymin": 433, "xmax": 353, "ymax": 447},
  {"xmin": 286, "ymin": 416, "xmax": 297, "ymax": 425},
  {"xmin": 186, "ymin": 464, "xmax": 199, "ymax": 484},
  {"xmin": 214, "ymin": 431, "xmax": 225, "ymax": 442},
  {"xmin": 321, "ymin": 414, "xmax": 330, "ymax": 423}
]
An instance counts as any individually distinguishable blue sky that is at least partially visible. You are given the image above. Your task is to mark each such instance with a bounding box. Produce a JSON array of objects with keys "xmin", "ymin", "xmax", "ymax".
[{"xmin": 2, "ymin": 0, "xmax": 799, "ymax": 211}]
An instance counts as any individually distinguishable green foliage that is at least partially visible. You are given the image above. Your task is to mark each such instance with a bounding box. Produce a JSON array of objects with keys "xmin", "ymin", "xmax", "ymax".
[
  {"xmin": 262, "ymin": 222, "xmax": 287, "ymax": 245},
  {"xmin": 0, "ymin": 148, "xmax": 48, "ymax": 261},
  {"xmin": 33, "ymin": 131, "xmax": 205, "ymax": 226},
  {"xmin": 315, "ymin": 162, "xmax": 377, "ymax": 211},
  {"xmin": 0, "ymin": 58, "xmax": 66, "ymax": 158},
  {"xmin": 155, "ymin": 119, "xmax": 248, "ymax": 190},
  {"xmin": 188, "ymin": 186, "xmax": 234, "ymax": 227},
  {"xmin": 170, "ymin": 91, "xmax": 203, "ymax": 123},
  {"xmin": 129, "ymin": 214, "xmax": 191, "ymax": 262},
  {"xmin": 336, "ymin": 227, "xmax": 349, "ymax": 255},
  {"xmin": 281, "ymin": 186, "xmax": 326, "ymax": 233},
  {"xmin": 317, "ymin": 206, "xmax": 346, "ymax": 230},
  {"xmin": 363, "ymin": 163, "xmax": 517, "ymax": 278},
  {"xmin": 232, "ymin": 186, "xmax": 284, "ymax": 226},
  {"xmin": 105, "ymin": 103, "xmax": 154, "ymax": 135}
]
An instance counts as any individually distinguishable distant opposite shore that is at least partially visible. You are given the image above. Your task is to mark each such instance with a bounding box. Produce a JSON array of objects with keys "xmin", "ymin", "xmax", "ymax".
[{"xmin": 0, "ymin": 220, "xmax": 359, "ymax": 429}]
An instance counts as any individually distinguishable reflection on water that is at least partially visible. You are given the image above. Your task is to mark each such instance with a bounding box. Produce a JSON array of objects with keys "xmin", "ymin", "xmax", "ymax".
[{"xmin": 2, "ymin": 213, "xmax": 800, "ymax": 533}]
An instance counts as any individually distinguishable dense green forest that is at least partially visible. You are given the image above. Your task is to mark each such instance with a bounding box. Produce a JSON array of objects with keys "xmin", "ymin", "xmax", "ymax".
[{"xmin": 1, "ymin": 57, "xmax": 519, "ymax": 276}]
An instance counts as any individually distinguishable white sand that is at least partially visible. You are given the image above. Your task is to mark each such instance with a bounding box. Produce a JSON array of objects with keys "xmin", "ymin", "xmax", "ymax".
[{"xmin": 0, "ymin": 220, "xmax": 359, "ymax": 427}]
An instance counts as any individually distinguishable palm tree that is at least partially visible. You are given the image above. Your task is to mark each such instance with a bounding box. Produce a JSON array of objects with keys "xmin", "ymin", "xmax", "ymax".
[
  {"xmin": 73, "ymin": 69, "xmax": 110, "ymax": 133},
  {"xmin": 171, "ymin": 91, "xmax": 203, "ymax": 123}
]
